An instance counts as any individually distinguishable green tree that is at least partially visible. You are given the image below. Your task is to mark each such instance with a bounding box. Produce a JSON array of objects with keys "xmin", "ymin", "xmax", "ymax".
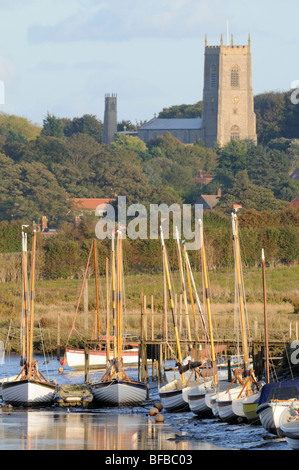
[{"xmin": 41, "ymin": 112, "xmax": 64, "ymax": 139}]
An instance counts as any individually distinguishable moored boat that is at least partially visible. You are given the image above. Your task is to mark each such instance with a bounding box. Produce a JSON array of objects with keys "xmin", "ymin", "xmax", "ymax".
[
  {"xmin": 256, "ymin": 380, "xmax": 299, "ymax": 436},
  {"xmin": 91, "ymin": 376, "xmax": 147, "ymax": 407},
  {"xmin": 157, "ymin": 379, "xmax": 191, "ymax": 412},
  {"xmin": 2, "ymin": 230, "xmax": 56, "ymax": 407},
  {"xmin": 2, "ymin": 378, "xmax": 56, "ymax": 407},
  {"xmin": 187, "ymin": 379, "xmax": 215, "ymax": 417},
  {"xmin": 91, "ymin": 232, "xmax": 146, "ymax": 408},
  {"xmin": 242, "ymin": 391, "xmax": 261, "ymax": 422},
  {"xmin": 279, "ymin": 401, "xmax": 299, "ymax": 450},
  {"xmin": 65, "ymin": 345, "xmax": 139, "ymax": 370}
]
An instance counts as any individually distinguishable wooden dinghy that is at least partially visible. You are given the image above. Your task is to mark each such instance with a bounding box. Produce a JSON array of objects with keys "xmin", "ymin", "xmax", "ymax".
[
  {"xmin": 159, "ymin": 379, "xmax": 193, "ymax": 413},
  {"xmin": 2, "ymin": 230, "xmax": 56, "ymax": 407},
  {"xmin": 91, "ymin": 231, "xmax": 147, "ymax": 408},
  {"xmin": 2, "ymin": 376, "xmax": 56, "ymax": 407},
  {"xmin": 256, "ymin": 380, "xmax": 299, "ymax": 436},
  {"xmin": 91, "ymin": 375, "xmax": 147, "ymax": 407},
  {"xmin": 213, "ymin": 211, "xmax": 259, "ymax": 424},
  {"xmin": 279, "ymin": 401, "xmax": 299, "ymax": 450}
]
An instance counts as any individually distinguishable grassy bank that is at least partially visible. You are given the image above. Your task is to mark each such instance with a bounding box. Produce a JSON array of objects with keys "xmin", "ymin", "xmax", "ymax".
[{"xmin": 0, "ymin": 264, "xmax": 298, "ymax": 356}]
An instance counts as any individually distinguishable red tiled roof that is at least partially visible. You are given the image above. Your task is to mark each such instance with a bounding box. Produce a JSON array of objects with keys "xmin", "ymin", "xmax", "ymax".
[
  {"xmin": 73, "ymin": 198, "xmax": 116, "ymax": 210},
  {"xmin": 290, "ymin": 198, "xmax": 299, "ymax": 208}
]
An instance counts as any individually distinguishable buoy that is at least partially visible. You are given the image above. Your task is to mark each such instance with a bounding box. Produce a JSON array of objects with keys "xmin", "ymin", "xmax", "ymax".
[
  {"xmin": 58, "ymin": 367, "xmax": 64, "ymax": 374},
  {"xmin": 60, "ymin": 357, "xmax": 67, "ymax": 366},
  {"xmin": 154, "ymin": 402, "xmax": 163, "ymax": 411},
  {"xmin": 154, "ymin": 413, "xmax": 165, "ymax": 423},
  {"xmin": 149, "ymin": 407, "xmax": 159, "ymax": 416}
]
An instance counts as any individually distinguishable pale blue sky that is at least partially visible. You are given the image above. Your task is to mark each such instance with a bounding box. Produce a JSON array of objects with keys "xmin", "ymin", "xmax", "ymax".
[{"xmin": 0, "ymin": 0, "xmax": 297, "ymax": 126}]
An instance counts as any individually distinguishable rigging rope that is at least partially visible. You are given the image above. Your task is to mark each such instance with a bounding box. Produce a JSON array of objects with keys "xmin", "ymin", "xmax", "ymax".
[{"xmin": 66, "ymin": 241, "xmax": 94, "ymax": 346}]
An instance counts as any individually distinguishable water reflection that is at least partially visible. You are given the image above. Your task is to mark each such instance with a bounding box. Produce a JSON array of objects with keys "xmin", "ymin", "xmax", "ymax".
[{"xmin": 0, "ymin": 410, "xmax": 221, "ymax": 451}]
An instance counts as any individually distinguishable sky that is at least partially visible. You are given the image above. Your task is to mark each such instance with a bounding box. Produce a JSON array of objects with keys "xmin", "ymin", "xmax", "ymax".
[{"xmin": 0, "ymin": 0, "xmax": 298, "ymax": 127}]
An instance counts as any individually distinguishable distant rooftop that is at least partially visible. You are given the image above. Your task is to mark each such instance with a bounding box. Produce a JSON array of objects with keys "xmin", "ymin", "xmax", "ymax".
[
  {"xmin": 139, "ymin": 118, "xmax": 202, "ymax": 131},
  {"xmin": 290, "ymin": 168, "xmax": 299, "ymax": 180}
]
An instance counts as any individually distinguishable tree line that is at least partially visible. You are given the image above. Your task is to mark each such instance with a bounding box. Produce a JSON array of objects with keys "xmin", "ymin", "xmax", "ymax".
[{"xmin": 0, "ymin": 89, "xmax": 298, "ymax": 269}]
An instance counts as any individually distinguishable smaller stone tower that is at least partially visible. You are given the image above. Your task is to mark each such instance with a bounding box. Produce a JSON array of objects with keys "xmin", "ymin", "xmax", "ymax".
[{"xmin": 103, "ymin": 93, "xmax": 117, "ymax": 145}]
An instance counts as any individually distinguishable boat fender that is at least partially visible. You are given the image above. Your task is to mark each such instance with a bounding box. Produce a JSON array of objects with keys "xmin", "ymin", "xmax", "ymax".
[
  {"xmin": 155, "ymin": 414, "xmax": 165, "ymax": 423},
  {"xmin": 65, "ymin": 396, "xmax": 82, "ymax": 403},
  {"xmin": 149, "ymin": 407, "xmax": 159, "ymax": 416}
]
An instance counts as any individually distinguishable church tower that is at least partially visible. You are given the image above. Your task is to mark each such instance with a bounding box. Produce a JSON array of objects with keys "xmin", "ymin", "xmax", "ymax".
[
  {"xmin": 201, "ymin": 34, "xmax": 257, "ymax": 148},
  {"xmin": 103, "ymin": 93, "xmax": 117, "ymax": 145}
]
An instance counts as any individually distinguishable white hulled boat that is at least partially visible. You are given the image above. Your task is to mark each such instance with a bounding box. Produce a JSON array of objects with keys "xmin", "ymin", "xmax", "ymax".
[
  {"xmin": 211, "ymin": 209, "xmax": 259, "ymax": 423},
  {"xmin": 256, "ymin": 380, "xmax": 299, "ymax": 436},
  {"xmin": 2, "ymin": 230, "xmax": 56, "ymax": 407},
  {"xmin": 65, "ymin": 345, "xmax": 139, "ymax": 370},
  {"xmin": 90, "ymin": 232, "xmax": 146, "ymax": 407},
  {"xmin": 279, "ymin": 401, "xmax": 299, "ymax": 449}
]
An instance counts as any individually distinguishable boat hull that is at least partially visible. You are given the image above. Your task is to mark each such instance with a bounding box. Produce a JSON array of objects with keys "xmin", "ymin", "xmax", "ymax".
[
  {"xmin": 91, "ymin": 379, "xmax": 147, "ymax": 407},
  {"xmin": 216, "ymin": 386, "xmax": 247, "ymax": 423},
  {"xmin": 2, "ymin": 379, "xmax": 56, "ymax": 407},
  {"xmin": 187, "ymin": 381, "xmax": 214, "ymax": 417},
  {"xmin": 66, "ymin": 347, "xmax": 139, "ymax": 370},
  {"xmin": 159, "ymin": 380, "xmax": 193, "ymax": 412},
  {"xmin": 256, "ymin": 401, "xmax": 293, "ymax": 436},
  {"xmin": 278, "ymin": 402, "xmax": 299, "ymax": 445},
  {"xmin": 242, "ymin": 392, "xmax": 261, "ymax": 422}
]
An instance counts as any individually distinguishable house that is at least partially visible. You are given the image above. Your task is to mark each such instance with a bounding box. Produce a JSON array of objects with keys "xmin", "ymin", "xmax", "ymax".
[
  {"xmin": 290, "ymin": 168, "xmax": 299, "ymax": 180},
  {"xmin": 73, "ymin": 198, "xmax": 116, "ymax": 217},
  {"xmin": 290, "ymin": 198, "xmax": 299, "ymax": 209},
  {"xmin": 196, "ymin": 188, "xmax": 222, "ymax": 210},
  {"xmin": 195, "ymin": 170, "xmax": 215, "ymax": 185}
]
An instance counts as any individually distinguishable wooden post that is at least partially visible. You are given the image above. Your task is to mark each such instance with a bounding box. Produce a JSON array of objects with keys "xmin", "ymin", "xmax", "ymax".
[
  {"xmin": 144, "ymin": 295, "xmax": 147, "ymax": 341},
  {"xmin": 151, "ymin": 295, "xmax": 155, "ymax": 380},
  {"xmin": 84, "ymin": 278, "xmax": 88, "ymax": 333},
  {"xmin": 57, "ymin": 313, "xmax": 61, "ymax": 361},
  {"xmin": 159, "ymin": 342, "xmax": 163, "ymax": 383},
  {"xmin": 151, "ymin": 295, "xmax": 154, "ymax": 342},
  {"xmin": 227, "ymin": 357, "xmax": 232, "ymax": 382},
  {"xmin": 138, "ymin": 288, "xmax": 144, "ymax": 382},
  {"xmin": 179, "ymin": 294, "xmax": 182, "ymax": 339},
  {"xmin": 84, "ymin": 344, "xmax": 90, "ymax": 383}
]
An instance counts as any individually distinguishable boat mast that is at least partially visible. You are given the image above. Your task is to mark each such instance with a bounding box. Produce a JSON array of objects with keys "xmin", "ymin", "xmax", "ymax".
[
  {"xmin": 116, "ymin": 230, "xmax": 123, "ymax": 362},
  {"xmin": 184, "ymin": 244, "xmax": 209, "ymax": 344},
  {"xmin": 183, "ymin": 243, "xmax": 200, "ymax": 343},
  {"xmin": 199, "ymin": 220, "xmax": 218, "ymax": 387},
  {"xmin": 111, "ymin": 232, "xmax": 117, "ymax": 363},
  {"xmin": 93, "ymin": 239, "xmax": 101, "ymax": 349},
  {"xmin": 21, "ymin": 228, "xmax": 29, "ymax": 363},
  {"xmin": 28, "ymin": 230, "xmax": 36, "ymax": 378},
  {"xmin": 231, "ymin": 212, "xmax": 250, "ymax": 375},
  {"xmin": 106, "ymin": 257, "xmax": 111, "ymax": 363},
  {"xmin": 175, "ymin": 227, "xmax": 192, "ymax": 348},
  {"xmin": 262, "ymin": 248, "xmax": 270, "ymax": 384},
  {"xmin": 160, "ymin": 226, "xmax": 185, "ymax": 386}
]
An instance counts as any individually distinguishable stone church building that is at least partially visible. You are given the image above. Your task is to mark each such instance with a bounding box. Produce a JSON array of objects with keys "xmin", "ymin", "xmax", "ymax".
[{"xmin": 103, "ymin": 34, "xmax": 257, "ymax": 148}]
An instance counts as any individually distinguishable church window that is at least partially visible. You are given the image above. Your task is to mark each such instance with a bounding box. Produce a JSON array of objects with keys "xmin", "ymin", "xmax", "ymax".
[
  {"xmin": 231, "ymin": 67, "xmax": 240, "ymax": 88},
  {"xmin": 210, "ymin": 65, "xmax": 217, "ymax": 88},
  {"xmin": 231, "ymin": 125, "xmax": 240, "ymax": 141}
]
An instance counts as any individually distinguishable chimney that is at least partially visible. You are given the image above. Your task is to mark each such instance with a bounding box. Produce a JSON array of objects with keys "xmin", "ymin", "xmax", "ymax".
[
  {"xmin": 217, "ymin": 187, "xmax": 222, "ymax": 197},
  {"xmin": 41, "ymin": 215, "xmax": 48, "ymax": 231}
]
